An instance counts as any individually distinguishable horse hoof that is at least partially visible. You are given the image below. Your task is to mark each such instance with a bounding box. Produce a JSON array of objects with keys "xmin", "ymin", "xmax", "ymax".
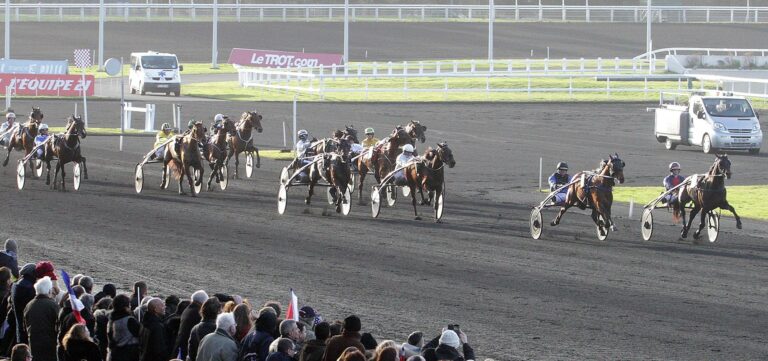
[
  {"xmin": 435, "ymin": 219, "xmax": 442, "ymax": 224},
  {"xmin": 693, "ymin": 232, "xmax": 701, "ymax": 240},
  {"xmin": 414, "ymin": 216, "xmax": 422, "ymax": 221},
  {"xmin": 178, "ymin": 192, "xmax": 186, "ymax": 196},
  {"xmin": 737, "ymin": 223, "xmax": 743, "ymax": 230},
  {"xmin": 336, "ymin": 206, "xmax": 341, "ymax": 213},
  {"xmin": 305, "ymin": 199, "xmax": 310, "ymax": 205},
  {"xmin": 550, "ymin": 221, "xmax": 558, "ymax": 226},
  {"xmin": 256, "ymin": 164, "xmax": 261, "ymax": 169}
]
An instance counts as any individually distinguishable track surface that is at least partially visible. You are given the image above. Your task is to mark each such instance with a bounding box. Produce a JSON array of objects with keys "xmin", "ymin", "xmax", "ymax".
[{"xmin": 2, "ymin": 23, "xmax": 768, "ymax": 360}]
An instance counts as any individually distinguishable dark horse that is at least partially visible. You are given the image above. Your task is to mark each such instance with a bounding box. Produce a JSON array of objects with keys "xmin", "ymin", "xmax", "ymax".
[
  {"xmin": 342, "ymin": 125, "xmax": 359, "ymax": 144},
  {"xmin": 673, "ymin": 154, "xmax": 741, "ymax": 240},
  {"xmin": 225, "ymin": 111, "xmax": 263, "ymax": 179},
  {"xmin": 355, "ymin": 127, "xmax": 413, "ymax": 204},
  {"xmin": 305, "ymin": 139, "xmax": 351, "ymax": 213},
  {"xmin": 551, "ymin": 154, "xmax": 626, "ymax": 237},
  {"xmin": 403, "ymin": 120, "xmax": 427, "ymax": 145},
  {"xmin": 45, "ymin": 115, "xmax": 88, "ymax": 191},
  {"xmin": 3, "ymin": 107, "xmax": 44, "ymax": 169},
  {"xmin": 205, "ymin": 118, "xmax": 236, "ymax": 191},
  {"xmin": 162, "ymin": 121, "xmax": 205, "ymax": 197},
  {"xmin": 404, "ymin": 142, "xmax": 456, "ymax": 222}
]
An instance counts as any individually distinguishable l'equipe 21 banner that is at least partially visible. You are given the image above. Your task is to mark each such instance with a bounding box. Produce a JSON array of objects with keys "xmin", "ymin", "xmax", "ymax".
[{"xmin": 0, "ymin": 74, "xmax": 94, "ymax": 96}]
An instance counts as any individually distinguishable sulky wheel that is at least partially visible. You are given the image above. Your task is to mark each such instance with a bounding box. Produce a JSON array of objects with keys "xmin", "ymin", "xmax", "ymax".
[
  {"xmin": 371, "ymin": 185, "xmax": 381, "ymax": 218},
  {"xmin": 341, "ymin": 187, "xmax": 352, "ymax": 216},
  {"xmin": 707, "ymin": 211, "xmax": 720, "ymax": 243},
  {"xmin": 280, "ymin": 167, "xmax": 290, "ymax": 186},
  {"xmin": 641, "ymin": 208, "xmax": 654, "ymax": 241},
  {"xmin": 193, "ymin": 168, "xmax": 203, "ymax": 195},
  {"xmin": 34, "ymin": 158, "xmax": 43, "ymax": 178},
  {"xmin": 134, "ymin": 164, "xmax": 144, "ymax": 193},
  {"xmin": 72, "ymin": 162, "xmax": 82, "ymax": 191},
  {"xmin": 219, "ymin": 164, "xmax": 229, "ymax": 191},
  {"xmin": 277, "ymin": 184, "xmax": 287, "ymax": 215},
  {"xmin": 245, "ymin": 152, "xmax": 254, "ymax": 178},
  {"xmin": 435, "ymin": 192, "xmax": 444, "ymax": 221},
  {"xmin": 16, "ymin": 160, "xmax": 25, "ymax": 190},
  {"xmin": 402, "ymin": 185, "xmax": 411, "ymax": 197},
  {"xmin": 596, "ymin": 214, "xmax": 610, "ymax": 241},
  {"xmin": 349, "ymin": 172, "xmax": 356, "ymax": 193},
  {"xmin": 326, "ymin": 187, "xmax": 336, "ymax": 205},
  {"xmin": 530, "ymin": 208, "xmax": 543, "ymax": 240}
]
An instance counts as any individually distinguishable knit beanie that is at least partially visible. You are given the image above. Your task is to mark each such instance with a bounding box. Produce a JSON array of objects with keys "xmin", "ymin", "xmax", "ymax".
[
  {"xmin": 4, "ymin": 239, "xmax": 17, "ymax": 253},
  {"xmin": 343, "ymin": 315, "xmax": 361, "ymax": 332},
  {"xmin": 438, "ymin": 330, "xmax": 460, "ymax": 348}
]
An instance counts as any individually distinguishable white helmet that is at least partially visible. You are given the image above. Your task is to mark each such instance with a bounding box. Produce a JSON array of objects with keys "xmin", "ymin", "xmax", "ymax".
[
  {"xmin": 5, "ymin": 112, "xmax": 15, "ymax": 120},
  {"xmin": 214, "ymin": 113, "xmax": 224, "ymax": 122},
  {"xmin": 669, "ymin": 162, "xmax": 681, "ymax": 171},
  {"xmin": 298, "ymin": 129, "xmax": 308, "ymax": 137},
  {"xmin": 403, "ymin": 144, "xmax": 414, "ymax": 153},
  {"xmin": 39, "ymin": 123, "xmax": 49, "ymax": 130}
]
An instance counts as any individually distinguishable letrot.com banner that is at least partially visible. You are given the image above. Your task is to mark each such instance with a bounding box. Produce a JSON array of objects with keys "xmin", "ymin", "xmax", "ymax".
[
  {"xmin": 228, "ymin": 48, "xmax": 344, "ymax": 68},
  {"xmin": 0, "ymin": 74, "xmax": 94, "ymax": 96},
  {"xmin": 0, "ymin": 59, "xmax": 69, "ymax": 75}
]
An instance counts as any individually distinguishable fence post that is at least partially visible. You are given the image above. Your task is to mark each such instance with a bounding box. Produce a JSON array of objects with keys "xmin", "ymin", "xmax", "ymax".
[
  {"xmin": 607, "ymin": 77, "xmax": 611, "ymax": 96},
  {"xmin": 562, "ymin": 58, "xmax": 567, "ymax": 71},
  {"xmin": 372, "ymin": 62, "xmax": 377, "ymax": 76},
  {"xmin": 544, "ymin": 58, "xmax": 548, "ymax": 73},
  {"xmin": 525, "ymin": 58, "xmax": 530, "ymax": 72},
  {"xmin": 615, "ymin": 57, "xmax": 620, "ymax": 72},
  {"xmin": 507, "ymin": 60, "xmax": 512, "ymax": 73},
  {"xmin": 436, "ymin": 61, "xmax": 441, "ymax": 75},
  {"xmin": 403, "ymin": 61, "xmax": 408, "ymax": 76},
  {"xmin": 387, "ymin": 61, "xmax": 392, "ymax": 75},
  {"xmin": 569, "ymin": 76, "xmax": 573, "ymax": 98},
  {"xmin": 453, "ymin": 60, "xmax": 458, "ymax": 73},
  {"xmin": 597, "ymin": 57, "xmax": 602, "ymax": 72},
  {"xmin": 418, "ymin": 61, "xmax": 424, "ymax": 75}
]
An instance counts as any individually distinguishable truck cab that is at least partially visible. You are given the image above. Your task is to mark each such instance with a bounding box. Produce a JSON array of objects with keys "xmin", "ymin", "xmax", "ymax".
[
  {"xmin": 653, "ymin": 92, "xmax": 762, "ymax": 154},
  {"xmin": 129, "ymin": 51, "xmax": 183, "ymax": 97}
]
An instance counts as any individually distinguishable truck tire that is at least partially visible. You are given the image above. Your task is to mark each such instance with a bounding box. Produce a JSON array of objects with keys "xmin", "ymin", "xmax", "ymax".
[
  {"xmin": 130, "ymin": 86, "xmax": 136, "ymax": 94},
  {"xmin": 702, "ymin": 134, "xmax": 714, "ymax": 154},
  {"xmin": 665, "ymin": 138, "xmax": 677, "ymax": 150},
  {"xmin": 139, "ymin": 83, "xmax": 146, "ymax": 95},
  {"xmin": 749, "ymin": 148, "xmax": 760, "ymax": 155},
  {"xmin": 174, "ymin": 90, "xmax": 180, "ymax": 97},
  {"xmin": 655, "ymin": 135, "xmax": 665, "ymax": 143}
]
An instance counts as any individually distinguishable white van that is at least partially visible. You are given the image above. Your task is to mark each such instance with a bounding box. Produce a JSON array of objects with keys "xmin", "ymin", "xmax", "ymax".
[{"xmin": 129, "ymin": 51, "xmax": 183, "ymax": 96}]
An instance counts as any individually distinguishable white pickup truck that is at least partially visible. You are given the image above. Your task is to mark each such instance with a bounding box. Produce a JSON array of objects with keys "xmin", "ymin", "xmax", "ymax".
[{"xmin": 652, "ymin": 92, "xmax": 763, "ymax": 154}]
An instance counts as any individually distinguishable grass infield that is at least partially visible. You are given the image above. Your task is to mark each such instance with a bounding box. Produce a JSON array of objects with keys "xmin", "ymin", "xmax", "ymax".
[{"xmin": 613, "ymin": 186, "xmax": 768, "ymax": 221}]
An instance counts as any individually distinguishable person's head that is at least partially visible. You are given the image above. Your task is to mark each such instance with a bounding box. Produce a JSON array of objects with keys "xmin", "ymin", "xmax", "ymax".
[
  {"xmin": 375, "ymin": 346, "xmax": 398, "ymax": 361},
  {"xmin": 402, "ymin": 144, "xmax": 414, "ymax": 155},
  {"xmin": 669, "ymin": 161, "xmax": 681, "ymax": 175},
  {"xmin": 161, "ymin": 122, "xmax": 172, "ymax": 133},
  {"xmin": 78, "ymin": 276, "xmax": 93, "ymax": 294},
  {"xmin": 176, "ymin": 300, "xmax": 191, "ymax": 316},
  {"xmin": 80, "ymin": 293, "xmax": 94, "ymax": 312},
  {"xmin": 10, "ymin": 343, "xmax": 31, "ymax": 361},
  {"xmin": 329, "ymin": 320, "xmax": 343, "ymax": 336},
  {"xmin": 62, "ymin": 323, "xmax": 91, "ymax": 347},
  {"xmin": 360, "ymin": 332, "xmax": 378, "ymax": 350},
  {"xmin": 0, "ymin": 267, "xmax": 12, "ymax": 287},
  {"xmin": 314, "ymin": 321, "xmax": 330, "ymax": 341},
  {"xmin": 376, "ymin": 340, "xmax": 397, "ymax": 356},
  {"xmin": 334, "ymin": 129, "xmax": 344, "ymax": 139},
  {"xmin": 340, "ymin": 348, "xmax": 366, "ymax": 361},
  {"xmin": 165, "ymin": 294, "xmax": 180, "ymax": 310},
  {"xmin": 72, "ymin": 285, "xmax": 85, "ymax": 299},
  {"xmin": 438, "ymin": 330, "xmax": 460, "ymax": 349},
  {"xmin": 343, "ymin": 315, "xmax": 361, "ymax": 333},
  {"xmin": 214, "ymin": 114, "xmax": 224, "ymax": 123},
  {"xmin": 407, "ymin": 331, "xmax": 423, "ymax": 347},
  {"xmin": 39, "ymin": 123, "xmax": 49, "ymax": 135},
  {"xmin": 297, "ymin": 129, "xmax": 308, "ymax": 141},
  {"xmin": 222, "ymin": 301, "xmax": 236, "ymax": 313},
  {"xmin": 34, "ymin": 261, "xmax": 57, "ymax": 281},
  {"xmin": 255, "ymin": 308, "xmax": 277, "ymax": 332},
  {"xmin": 216, "ymin": 312, "xmax": 236, "ymax": 336},
  {"xmin": 148, "ymin": 297, "xmax": 165, "ymax": 316},
  {"xmin": 103, "ymin": 284, "xmax": 117, "ymax": 298},
  {"xmin": 4, "ymin": 239, "xmax": 17, "ymax": 253},
  {"xmin": 556, "ymin": 162, "xmax": 568, "ymax": 175},
  {"xmin": 188, "ymin": 119, "xmax": 196, "ymax": 129},
  {"xmin": 234, "ymin": 303, "xmax": 252, "ymax": 333},
  {"xmin": 299, "ymin": 306, "xmax": 316, "ymax": 323},
  {"xmin": 264, "ymin": 301, "xmax": 281, "ymax": 317},
  {"xmin": 5, "ymin": 112, "xmax": 15, "ymax": 123},
  {"xmin": 365, "ymin": 127, "xmax": 375, "ymax": 138},
  {"xmin": 95, "ymin": 296, "xmax": 112, "ymax": 311},
  {"xmin": 191, "ymin": 290, "xmax": 208, "ymax": 305},
  {"xmin": 19, "ymin": 263, "xmax": 36, "ymax": 281},
  {"xmin": 276, "ymin": 337, "xmax": 296, "ymax": 357},
  {"xmin": 200, "ymin": 297, "xmax": 222, "ymax": 320},
  {"xmin": 133, "ymin": 281, "xmax": 147, "ymax": 297},
  {"xmin": 406, "ymin": 356, "xmax": 425, "ymax": 361},
  {"xmin": 111, "ymin": 294, "xmax": 131, "ymax": 311},
  {"xmin": 34, "ymin": 276, "xmax": 52, "ymax": 296},
  {"xmin": 279, "ymin": 319, "xmax": 300, "ymax": 341}
]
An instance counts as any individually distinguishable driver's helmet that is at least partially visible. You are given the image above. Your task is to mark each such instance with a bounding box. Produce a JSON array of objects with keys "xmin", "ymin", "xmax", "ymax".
[
  {"xmin": 187, "ymin": 120, "xmax": 196, "ymax": 129},
  {"xmin": 365, "ymin": 127, "xmax": 374, "ymax": 135},
  {"xmin": 333, "ymin": 129, "xmax": 344, "ymax": 138},
  {"xmin": 161, "ymin": 122, "xmax": 171, "ymax": 131},
  {"xmin": 5, "ymin": 112, "xmax": 15, "ymax": 121},
  {"xmin": 298, "ymin": 129, "xmax": 308, "ymax": 140},
  {"xmin": 403, "ymin": 144, "xmax": 415, "ymax": 153},
  {"xmin": 39, "ymin": 123, "xmax": 48, "ymax": 131},
  {"xmin": 556, "ymin": 162, "xmax": 568, "ymax": 171},
  {"xmin": 669, "ymin": 162, "xmax": 681, "ymax": 171},
  {"xmin": 214, "ymin": 114, "xmax": 224, "ymax": 122}
]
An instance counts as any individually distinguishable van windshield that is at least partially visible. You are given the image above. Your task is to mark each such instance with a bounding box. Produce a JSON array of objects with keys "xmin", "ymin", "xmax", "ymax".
[
  {"xmin": 703, "ymin": 98, "xmax": 754, "ymax": 117},
  {"xmin": 141, "ymin": 56, "xmax": 178, "ymax": 70}
]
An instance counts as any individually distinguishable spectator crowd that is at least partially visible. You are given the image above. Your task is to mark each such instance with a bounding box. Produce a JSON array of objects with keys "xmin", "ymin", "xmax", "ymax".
[{"xmin": 0, "ymin": 239, "xmax": 482, "ymax": 361}]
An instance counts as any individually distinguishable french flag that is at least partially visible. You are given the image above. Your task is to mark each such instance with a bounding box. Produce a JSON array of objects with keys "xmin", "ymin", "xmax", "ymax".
[
  {"xmin": 60, "ymin": 270, "xmax": 86, "ymax": 325},
  {"xmin": 285, "ymin": 289, "xmax": 299, "ymax": 322}
]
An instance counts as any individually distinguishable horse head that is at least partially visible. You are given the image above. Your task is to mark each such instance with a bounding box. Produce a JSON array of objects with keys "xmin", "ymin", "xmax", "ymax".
[
  {"xmin": 67, "ymin": 115, "xmax": 86, "ymax": 138},
  {"xmin": 606, "ymin": 153, "xmax": 626, "ymax": 184},
  {"xmin": 190, "ymin": 121, "xmax": 205, "ymax": 141},
  {"xmin": 222, "ymin": 117, "xmax": 237, "ymax": 136},
  {"xmin": 343, "ymin": 125, "xmax": 359, "ymax": 144},
  {"xmin": 30, "ymin": 106, "xmax": 43, "ymax": 124},
  {"xmin": 436, "ymin": 142, "xmax": 456, "ymax": 168},
  {"xmin": 241, "ymin": 111, "xmax": 263, "ymax": 133},
  {"xmin": 406, "ymin": 120, "xmax": 427, "ymax": 143},
  {"xmin": 713, "ymin": 154, "xmax": 732, "ymax": 179}
]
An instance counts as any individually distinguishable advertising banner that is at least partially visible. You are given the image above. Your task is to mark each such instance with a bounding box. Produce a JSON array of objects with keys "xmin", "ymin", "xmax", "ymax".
[
  {"xmin": 0, "ymin": 74, "xmax": 94, "ymax": 96},
  {"xmin": 228, "ymin": 48, "xmax": 343, "ymax": 68},
  {"xmin": 0, "ymin": 59, "xmax": 69, "ymax": 75}
]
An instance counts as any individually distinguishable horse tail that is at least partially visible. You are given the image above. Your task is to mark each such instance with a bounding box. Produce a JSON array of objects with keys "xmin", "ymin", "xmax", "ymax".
[
  {"xmin": 672, "ymin": 186, "xmax": 684, "ymax": 223},
  {"xmin": 168, "ymin": 159, "xmax": 183, "ymax": 180}
]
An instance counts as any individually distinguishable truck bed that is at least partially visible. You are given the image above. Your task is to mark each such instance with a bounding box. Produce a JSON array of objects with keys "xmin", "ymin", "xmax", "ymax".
[{"xmin": 654, "ymin": 107, "xmax": 689, "ymax": 143}]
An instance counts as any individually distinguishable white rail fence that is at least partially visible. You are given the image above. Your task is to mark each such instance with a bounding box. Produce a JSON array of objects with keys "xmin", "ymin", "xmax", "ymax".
[
  {"xmin": 5, "ymin": 4, "xmax": 768, "ymax": 23},
  {"xmin": 636, "ymin": 47, "xmax": 768, "ymax": 60},
  {"xmin": 694, "ymin": 74, "xmax": 768, "ymax": 100}
]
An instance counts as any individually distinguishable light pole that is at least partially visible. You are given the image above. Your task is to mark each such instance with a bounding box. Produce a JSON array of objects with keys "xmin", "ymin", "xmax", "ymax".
[
  {"xmin": 344, "ymin": 0, "xmax": 349, "ymax": 64},
  {"xmin": 98, "ymin": 0, "xmax": 104, "ymax": 70},
  {"xmin": 488, "ymin": 0, "xmax": 494, "ymax": 62},
  {"xmin": 646, "ymin": 0, "xmax": 652, "ymax": 73},
  {"xmin": 4, "ymin": 0, "xmax": 9, "ymax": 59},
  {"xmin": 212, "ymin": 0, "xmax": 219, "ymax": 68}
]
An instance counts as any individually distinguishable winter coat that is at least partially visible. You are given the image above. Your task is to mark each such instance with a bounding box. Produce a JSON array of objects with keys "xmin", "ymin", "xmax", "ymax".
[
  {"xmin": 139, "ymin": 312, "xmax": 169, "ymax": 361},
  {"xmin": 11, "ymin": 277, "xmax": 35, "ymax": 344},
  {"xmin": 298, "ymin": 339, "xmax": 326, "ymax": 361},
  {"xmin": 187, "ymin": 318, "xmax": 217, "ymax": 361},
  {"xmin": 0, "ymin": 251, "xmax": 18, "ymax": 279},
  {"xmin": 321, "ymin": 331, "xmax": 364, "ymax": 361},
  {"xmin": 107, "ymin": 309, "xmax": 140, "ymax": 361},
  {"xmin": 421, "ymin": 336, "xmax": 475, "ymax": 361},
  {"xmin": 238, "ymin": 329, "xmax": 275, "ymax": 361},
  {"xmin": 197, "ymin": 328, "xmax": 239, "ymax": 361},
  {"xmin": 24, "ymin": 294, "xmax": 59, "ymax": 361},
  {"xmin": 93, "ymin": 309, "xmax": 110, "ymax": 360},
  {"xmin": 265, "ymin": 351, "xmax": 295, "ymax": 361},
  {"xmin": 63, "ymin": 338, "xmax": 102, "ymax": 361},
  {"xmin": 175, "ymin": 301, "xmax": 202, "ymax": 360}
]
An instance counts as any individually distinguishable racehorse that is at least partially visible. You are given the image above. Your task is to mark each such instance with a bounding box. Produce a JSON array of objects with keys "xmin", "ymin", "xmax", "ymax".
[
  {"xmin": 162, "ymin": 121, "xmax": 205, "ymax": 196},
  {"xmin": 403, "ymin": 120, "xmax": 427, "ymax": 145},
  {"xmin": 205, "ymin": 118, "xmax": 235, "ymax": 191},
  {"xmin": 673, "ymin": 154, "xmax": 742, "ymax": 240},
  {"xmin": 342, "ymin": 125, "xmax": 359, "ymax": 144},
  {"xmin": 404, "ymin": 142, "xmax": 456, "ymax": 222},
  {"xmin": 305, "ymin": 140, "xmax": 351, "ymax": 213},
  {"xmin": 45, "ymin": 115, "xmax": 88, "ymax": 191},
  {"xmin": 2, "ymin": 107, "xmax": 44, "ymax": 169},
  {"xmin": 225, "ymin": 111, "xmax": 263, "ymax": 179},
  {"xmin": 550, "ymin": 154, "xmax": 626, "ymax": 237},
  {"xmin": 355, "ymin": 128, "xmax": 412, "ymax": 203}
]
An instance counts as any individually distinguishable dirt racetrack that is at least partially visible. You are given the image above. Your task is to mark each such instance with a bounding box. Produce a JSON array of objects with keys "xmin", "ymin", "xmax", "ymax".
[{"xmin": 2, "ymin": 21, "xmax": 768, "ymax": 360}]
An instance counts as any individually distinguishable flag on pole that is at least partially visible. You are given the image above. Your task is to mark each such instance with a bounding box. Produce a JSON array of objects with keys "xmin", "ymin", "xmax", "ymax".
[
  {"xmin": 60, "ymin": 270, "xmax": 86, "ymax": 325},
  {"xmin": 285, "ymin": 289, "xmax": 299, "ymax": 322}
]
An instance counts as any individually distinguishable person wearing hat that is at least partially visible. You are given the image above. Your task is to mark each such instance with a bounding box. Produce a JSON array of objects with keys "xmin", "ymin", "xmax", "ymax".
[
  {"xmin": 361, "ymin": 128, "xmax": 379, "ymax": 148},
  {"xmin": 238, "ymin": 308, "xmax": 277, "ymax": 361},
  {"xmin": 0, "ymin": 239, "xmax": 18, "ymax": 278},
  {"xmin": 392, "ymin": 144, "xmax": 416, "ymax": 186},
  {"xmin": 661, "ymin": 161, "xmax": 686, "ymax": 205},
  {"xmin": 298, "ymin": 321, "xmax": 329, "ymax": 361},
  {"xmin": 548, "ymin": 162, "xmax": 571, "ymax": 205},
  {"xmin": 321, "ymin": 315, "xmax": 365, "ymax": 361},
  {"xmin": 24, "ymin": 276, "xmax": 59, "ymax": 361},
  {"xmin": 212, "ymin": 113, "xmax": 228, "ymax": 134},
  {"xmin": 298, "ymin": 306, "xmax": 318, "ymax": 341},
  {"xmin": 33, "ymin": 261, "xmax": 59, "ymax": 297},
  {"xmin": 400, "ymin": 331, "xmax": 423, "ymax": 359},
  {"xmin": 9, "ymin": 263, "xmax": 37, "ymax": 345},
  {"xmin": 150, "ymin": 122, "xmax": 175, "ymax": 160},
  {"xmin": 33, "ymin": 124, "xmax": 50, "ymax": 159},
  {"xmin": 0, "ymin": 112, "xmax": 16, "ymax": 146},
  {"xmin": 421, "ymin": 329, "xmax": 474, "ymax": 361}
]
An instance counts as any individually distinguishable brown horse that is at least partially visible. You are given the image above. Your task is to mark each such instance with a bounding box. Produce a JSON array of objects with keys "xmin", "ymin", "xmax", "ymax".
[
  {"xmin": 403, "ymin": 120, "xmax": 427, "ymax": 145},
  {"xmin": 205, "ymin": 118, "xmax": 235, "ymax": 191},
  {"xmin": 226, "ymin": 111, "xmax": 263, "ymax": 179},
  {"xmin": 305, "ymin": 142, "xmax": 351, "ymax": 213},
  {"xmin": 673, "ymin": 154, "xmax": 741, "ymax": 240},
  {"xmin": 404, "ymin": 142, "xmax": 456, "ymax": 221},
  {"xmin": 550, "ymin": 154, "xmax": 626, "ymax": 237},
  {"xmin": 162, "ymin": 121, "xmax": 205, "ymax": 196},
  {"xmin": 2, "ymin": 107, "xmax": 44, "ymax": 169},
  {"xmin": 355, "ymin": 127, "xmax": 412, "ymax": 203},
  {"xmin": 45, "ymin": 115, "xmax": 87, "ymax": 191}
]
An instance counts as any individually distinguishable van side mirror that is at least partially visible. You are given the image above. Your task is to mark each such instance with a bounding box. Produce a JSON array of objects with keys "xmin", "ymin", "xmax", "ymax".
[
  {"xmin": 135, "ymin": 65, "xmax": 140, "ymax": 71},
  {"xmin": 179, "ymin": 65, "xmax": 184, "ymax": 72},
  {"xmin": 696, "ymin": 110, "xmax": 705, "ymax": 119}
]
